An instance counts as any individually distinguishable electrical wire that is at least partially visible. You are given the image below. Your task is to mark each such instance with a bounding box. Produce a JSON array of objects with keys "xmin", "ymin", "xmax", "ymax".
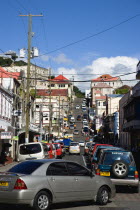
[{"xmin": 39, "ymin": 13, "xmax": 140, "ymax": 56}]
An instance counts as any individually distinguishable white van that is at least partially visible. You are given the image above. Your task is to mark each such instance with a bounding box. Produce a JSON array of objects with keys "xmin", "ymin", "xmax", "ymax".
[{"xmin": 17, "ymin": 142, "xmax": 49, "ymax": 162}]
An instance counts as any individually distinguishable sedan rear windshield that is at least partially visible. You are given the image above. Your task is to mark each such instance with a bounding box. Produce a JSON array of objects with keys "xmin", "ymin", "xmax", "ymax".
[
  {"xmin": 19, "ymin": 144, "xmax": 41, "ymax": 155},
  {"xmin": 70, "ymin": 142, "xmax": 79, "ymax": 146},
  {"xmin": 101, "ymin": 152, "xmax": 131, "ymax": 165},
  {"xmin": 8, "ymin": 161, "xmax": 43, "ymax": 174}
]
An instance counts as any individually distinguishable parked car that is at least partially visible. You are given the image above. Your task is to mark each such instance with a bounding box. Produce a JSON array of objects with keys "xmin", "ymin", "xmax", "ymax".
[
  {"xmin": 45, "ymin": 143, "xmax": 57, "ymax": 159},
  {"xmin": 75, "ymin": 105, "xmax": 80, "ymax": 109},
  {"xmin": 70, "ymin": 124, "xmax": 75, "ymax": 129},
  {"xmin": 83, "ymin": 119, "xmax": 88, "ymax": 124},
  {"xmin": 95, "ymin": 149, "xmax": 139, "ymax": 192},
  {"xmin": 69, "ymin": 142, "xmax": 80, "ymax": 155},
  {"xmin": 84, "ymin": 142, "xmax": 92, "ymax": 155},
  {"xmin": 0, "ymin": 159, "xmax": 116, "ymax": 209},
  {"xmin": 17, "ymin": 142, "xmax": 49, "ymax": 162},
  {"xmin": 91, "ymin": 146, "xmax": 125, "ymax": 167},
  {"xmin": 90, "ymin": 144, "xmax": 113, "ymax": 160},
  {"xmin": 53, "ymin": 140, "xmax": 66, "ymax": 155},
  {"xmin": 70, "ymin": 116, "xmax": 75, "ymax": 123},
  {"xmin": 79, "ymin": 140, "xmax": 85, "ymax": 147},
  {"xmin": 68, "ymin": 114, "xmax": 72, "ymax": 121},
  {"xmin": 77, "ymin": 115, "xmax": 82, "ymax": 121},
  {"xmin": 82, "ymin": 127, "xmax": 89, "ymax": 136},
  {"xmin": 83, "ymin": 113, "xmax": 88, "ymax": 120},
  {"xmin": 82, "ymin": 107, "xmax": 87, "ymax": 112},
  {"xmin": 73, "ymin": 129, "xmax": 79, "ymax": 135},
  {"xmin": 52, "ymin": 143, "xmax": 63, "ymax": 158}
]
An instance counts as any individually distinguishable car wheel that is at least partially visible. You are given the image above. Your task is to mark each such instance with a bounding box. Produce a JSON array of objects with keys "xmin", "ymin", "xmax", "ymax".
[
  {"xmin": 33, "ymin": 191, "xmax": 51, "ymax": 210},
  {"xmin": 112, "ymin": 160, "xmax": 128, "ymax": 178},
  {"xmin": 96, "ymin": 186, "xmax": 109, "ymax": 205}
]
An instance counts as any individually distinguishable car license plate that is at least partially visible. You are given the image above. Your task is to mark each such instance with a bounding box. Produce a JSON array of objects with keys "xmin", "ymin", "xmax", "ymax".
[
  {"xmin": 100, "ymin": 171, "xmax": 110, "ymax": 176},
  {"xmin": 0, "ymin": 182, "xmax": 9, "ymax": 186}
]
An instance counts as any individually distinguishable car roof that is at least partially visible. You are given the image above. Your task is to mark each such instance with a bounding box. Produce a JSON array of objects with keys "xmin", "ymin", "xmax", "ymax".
[
  {"xmin": 19, "ymin": 142, "xmax": 42, "ymax": 146},
  {"xmin": 101, "ymin": 149, "xmax": 129, "ymax": 153}
]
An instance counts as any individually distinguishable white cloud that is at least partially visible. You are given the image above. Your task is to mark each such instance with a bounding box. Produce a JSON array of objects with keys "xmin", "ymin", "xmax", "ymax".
[
  {"xmin": 52, "ymin": 53, "xmax": 72, "ymax": 64},
  {"xmin": 40, "ymin": 55, "xmax": 50, "ymax": 61},
  {"xmin": 54, "ymin": 56, "xmax": 139, "ymax": 91},
  {"xmin": 85, "ymin": 56, "xmax": 139, "ymax": 86},
  {"xmin": 40, "ymin": 53, "xmax": 72, "ymax": 64}
]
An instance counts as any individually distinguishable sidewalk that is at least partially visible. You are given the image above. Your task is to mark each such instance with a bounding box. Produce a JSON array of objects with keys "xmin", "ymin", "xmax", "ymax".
[{"xmin": 0, "ymin": 161, "xmax": 18, "ymax": 172}]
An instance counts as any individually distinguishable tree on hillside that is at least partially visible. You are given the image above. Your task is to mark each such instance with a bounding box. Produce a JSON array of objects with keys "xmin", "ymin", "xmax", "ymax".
[
  {"xmin": 114, "ymin": 85, "xmax": 131, "ymax": 94},
  {"xmin": 0, "ymin": 57, "xmax": 12, "ymax": 66},
  {"xmin": 0, "ymin": 57, "xmax": 27, "ymax": 67},
  {"xmin": 73, "ymin": 86, "xmax": 85, "ymax": 98}
]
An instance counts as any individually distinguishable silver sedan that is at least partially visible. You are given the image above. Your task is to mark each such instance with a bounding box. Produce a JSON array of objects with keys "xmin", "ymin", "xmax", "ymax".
[{"xmin": 0, "ymin": 159, "xmax": 116, "ymax": 210}]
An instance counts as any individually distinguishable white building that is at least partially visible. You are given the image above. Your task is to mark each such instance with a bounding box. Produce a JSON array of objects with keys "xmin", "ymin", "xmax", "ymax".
[{"xmin": 5, "ymin": 64, "xmax": 49, "ymax": 89}]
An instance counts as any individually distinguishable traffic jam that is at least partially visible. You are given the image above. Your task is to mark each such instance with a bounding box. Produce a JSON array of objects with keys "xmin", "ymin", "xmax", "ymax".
[{"xmin": 0, "ymin": 98, "xmax": 139, "ymax": 210}]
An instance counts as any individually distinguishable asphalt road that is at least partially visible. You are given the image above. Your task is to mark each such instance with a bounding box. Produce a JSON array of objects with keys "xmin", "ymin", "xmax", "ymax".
[{"xmin": 0, "ymin": 98, "xmax": 140, "ymax": 209}]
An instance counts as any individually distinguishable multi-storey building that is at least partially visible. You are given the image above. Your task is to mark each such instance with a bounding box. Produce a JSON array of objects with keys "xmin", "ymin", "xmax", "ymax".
[
  {"xmin": 5, "ymin": 64, "xmax": 49, "ymax": 89},
  {"xmin": 120, "ymin": 81, "xmax": 140, "ymax": 150}
]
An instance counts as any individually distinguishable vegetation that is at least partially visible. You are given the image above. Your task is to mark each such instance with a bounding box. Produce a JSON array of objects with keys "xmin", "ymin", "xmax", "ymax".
[
  {"xmin": 0, "ymin": 57, "xmax": 13, "ymax": 66},
  {"xmin": 0, "ymin": 56, "xmax": 27, "ymax": 67},
  {"xmin": 73, "ymin": 86, "xmax": 85, "ymax": 98},
  {"xmin": 14, "ymin": 60, "xmax": 27, "ymax": 66},
  {"xmin": 114, "ymin": 85, "xmax": 131, "ymax": 94}
]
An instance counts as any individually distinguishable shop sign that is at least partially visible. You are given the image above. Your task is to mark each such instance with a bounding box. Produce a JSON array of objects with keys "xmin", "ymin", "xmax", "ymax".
[{"xmin": 0, "ymin": 132, "xmax": 12, "ymax": 139}]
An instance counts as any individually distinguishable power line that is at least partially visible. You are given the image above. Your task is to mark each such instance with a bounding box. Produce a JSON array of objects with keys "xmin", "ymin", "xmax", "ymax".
[{"xmin": 39, "ymin": 13, "xmax": 140, "ymax": 56}]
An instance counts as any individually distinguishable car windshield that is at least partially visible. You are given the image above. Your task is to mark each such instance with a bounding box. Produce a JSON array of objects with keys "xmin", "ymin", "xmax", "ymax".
[
  {"xmin": 101, "ymin": 152, "xmax": 131, "ymax": 165},
  {"xmin": 86, "ymin": 143, "xmax": 91, "ymax": 147},
  {"xmin": 19, "ymin": 144, "xmax": 41, "ymax": 154},
  {"xmin": 70, "ymin": 142, "xmax": 79, "ymax": 146},
  {"xmin": 8, "ymin": 161, "xmax": 43, "ymax": 174},
  {"xmin": 54, "ymin": 144, "xmax": 61, "ymax": 149}
]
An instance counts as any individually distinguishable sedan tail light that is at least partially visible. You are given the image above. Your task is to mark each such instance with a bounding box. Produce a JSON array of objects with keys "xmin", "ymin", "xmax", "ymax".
[
  {"xmin": 135, "ymin": 171, "xmax": 139, "ymax": 178},
  {"xmin": 96, "ymin": 169, "xmax": 100, "ymax": 175},
  {"xmin": 14, "ymin": 179, "xmax": 27, "ymax": 190}
]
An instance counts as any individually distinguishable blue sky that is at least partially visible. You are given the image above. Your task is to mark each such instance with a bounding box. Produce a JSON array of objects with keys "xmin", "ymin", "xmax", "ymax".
[{"xmin": 1, "ymin": 0, "xmax": 140, "ymax": 91}]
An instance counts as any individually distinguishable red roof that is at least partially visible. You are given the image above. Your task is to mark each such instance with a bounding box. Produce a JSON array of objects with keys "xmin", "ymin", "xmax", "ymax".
[
  {"xmin": 92, "ymin": 74, "xmax": 119, "ymax": 82},
  {"xmin": 51, "ymin": 75, "xmax": 70, "ymax": 84},
  {"xmin": 95, "ymin": 96, "xmax": 106, "ymax": 100},
  {"xmin": 52, "ymin": 75, "xmax": 69, "ymax": 81},
  {"xmin": 36, "ymin": 89, "xmax": 68, "ymax": 97},
  {"xmin": 0, "ymin": 67, "xmax": 20, "ymax": 79}
]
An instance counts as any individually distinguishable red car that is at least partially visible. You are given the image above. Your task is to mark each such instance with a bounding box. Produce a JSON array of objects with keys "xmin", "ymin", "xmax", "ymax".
[
  {"xmin": 90, "ymin": 143, "xmax": 113, "ymax": 161},
  {"xmin": 45, "ymin": 143, "xmax": 57, "ymax": 159},
  {"xmin": 52, "ymin": 143, "xmax": 63, "ymax": 159}
]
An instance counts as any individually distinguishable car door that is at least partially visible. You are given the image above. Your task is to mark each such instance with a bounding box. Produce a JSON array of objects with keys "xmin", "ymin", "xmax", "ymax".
[
  {"xmin": 47, "ymin": 162, "xmax": 76, "ymax": 202},
  {"xmin": 66, "ymin": 162, "xmax": 96, "ymax": 200}
]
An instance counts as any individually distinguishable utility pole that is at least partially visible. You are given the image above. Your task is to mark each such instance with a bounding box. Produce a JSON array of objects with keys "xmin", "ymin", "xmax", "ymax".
[
  {"xmin": 39, "ymin": 102, "xmax": 43, "ymax": 141},
  {"xmin": 58, "ymin": 94, "xmax": 60, "ymax": 137},
  {"xmin": 19, "ymin": 14, "xmax": 43, "ymax": 143},
  {"xmin": 48, "ymin": 68, "xmax": 52, "ymax": 141}
]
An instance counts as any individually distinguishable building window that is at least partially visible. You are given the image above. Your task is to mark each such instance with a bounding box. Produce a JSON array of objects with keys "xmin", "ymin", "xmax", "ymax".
[
  {"xmin": 103, "ymin": 101, "xmax": 106, "ymax": 106},
  {"xmin": 98, "ymin": 102, "xmax": 100, "ymax": 106}
]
